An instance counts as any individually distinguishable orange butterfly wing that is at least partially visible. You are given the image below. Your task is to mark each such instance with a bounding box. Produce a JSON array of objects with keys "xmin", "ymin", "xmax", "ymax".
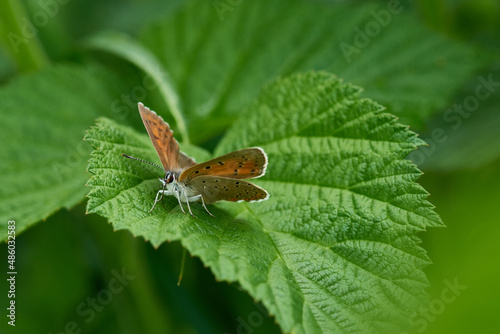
[
  {"xmin": 178, "ymin": 148, "xmax": 268, "ymax": 183},
  {"xmin": 138, "ymin": 103, "xmax": 195, "ymax": 171}
]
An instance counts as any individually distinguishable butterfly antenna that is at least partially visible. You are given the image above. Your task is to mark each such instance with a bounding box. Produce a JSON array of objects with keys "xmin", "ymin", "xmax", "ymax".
[{"xmin": 122, "ymin": 154, "xmax": 165, "ymax": 171}]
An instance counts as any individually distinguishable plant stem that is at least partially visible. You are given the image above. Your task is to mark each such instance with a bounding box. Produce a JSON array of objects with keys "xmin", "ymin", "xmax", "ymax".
[
  {"xmin": 83, "ymin": 32, "xmax": 190, "ymax": 144},
  {"xmin": 177, "ymin": 247, "xmax": 187, "ymax": 286}
]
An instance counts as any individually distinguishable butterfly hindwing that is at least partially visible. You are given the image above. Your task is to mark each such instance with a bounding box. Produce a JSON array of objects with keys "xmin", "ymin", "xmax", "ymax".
[
  {"xmin": 187, "ymin": 176, "xmax": 269, "ymax": 204},
  {"xmin": 178, "ymin": 148, "xmax": 267, "ymax": 183}
]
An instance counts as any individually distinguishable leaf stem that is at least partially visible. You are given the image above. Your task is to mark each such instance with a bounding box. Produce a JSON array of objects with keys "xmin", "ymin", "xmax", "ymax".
[
  {"xmin": 83, "ymin": 31, "xmax": 190, "ymax": 144},
  {"xmin": 177, "ymin": 247, "xmax": 187, "ymax": 286}
]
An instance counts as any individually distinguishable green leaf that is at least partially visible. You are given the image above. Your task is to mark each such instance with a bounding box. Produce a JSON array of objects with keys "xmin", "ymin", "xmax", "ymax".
[
  {"xmin": 85, "ymin": 71, "xmax": 443, "ymax": 333},
  {"xmin": 0, "ymin": 65, "xmax": 129, "ymax": 239},
  {"xmin": 140, "ymin": 0, "xmax": 481, "ymax": 143}
]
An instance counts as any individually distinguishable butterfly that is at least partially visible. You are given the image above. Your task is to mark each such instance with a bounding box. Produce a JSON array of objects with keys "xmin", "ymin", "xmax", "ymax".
[{"xmin": 122, "ymin": 103, "xmax": 269, "ymax": 217}]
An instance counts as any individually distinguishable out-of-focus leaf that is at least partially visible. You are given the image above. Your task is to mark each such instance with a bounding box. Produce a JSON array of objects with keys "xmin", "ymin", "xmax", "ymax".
[
  {"xmin": 0, "ymin": 65, "xmax": 128, "ymax": 239},
  {"xmin": 140, "ymin": 0, "xmax": 481, "ymax": 143}
]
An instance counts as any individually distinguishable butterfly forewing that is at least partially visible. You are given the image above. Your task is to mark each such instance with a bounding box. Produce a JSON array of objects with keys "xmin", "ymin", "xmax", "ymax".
[
  {"xmin": 187, "ymin": 176, "xmax": 268, "ymax": 204},
  {"xmin": 178, "ymin": 148, "xmax": 267, "ymax": 183},
  {"xmin": 178, "ymin": 152, "xmax": 197, "ymax": 169},
  {"xmin": 138, "ymin": 103, "xmax": 196, "ymax": 171}
]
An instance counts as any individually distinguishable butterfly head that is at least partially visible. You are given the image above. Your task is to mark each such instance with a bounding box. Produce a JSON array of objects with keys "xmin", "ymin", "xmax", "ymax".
[
  {"xmin": 160, "ymin": 172, "xmax": 176, "ymax": 186},
  {"xmin": 122, "ymin": 154, "xmax": 175, "ymax": 187}
]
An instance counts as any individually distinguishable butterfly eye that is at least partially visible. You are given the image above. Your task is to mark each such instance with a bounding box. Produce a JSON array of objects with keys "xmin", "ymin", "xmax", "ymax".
[{"xmin": 166, "ymin": 173, "xmax": 175, "ymax": 183}]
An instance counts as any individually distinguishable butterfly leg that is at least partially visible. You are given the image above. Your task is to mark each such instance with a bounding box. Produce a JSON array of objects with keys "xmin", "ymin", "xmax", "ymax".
[
  {"xmin": 183, "ymin": 189, "xmax": 196, "ymax": 218},
  {"xmin": 174, "ymin": 190, "xmax": 187, "ymax": 214},
  {"xmin": 149, "ymin": 190, "xmax": 165, "ymax": 213},
  {"xmin": 200, "ymin": 195, "xmax": 215, "ymax": 217},
  {"xmin": 183, "ymin": 194, "xmax": 214, "ymax": 217}
]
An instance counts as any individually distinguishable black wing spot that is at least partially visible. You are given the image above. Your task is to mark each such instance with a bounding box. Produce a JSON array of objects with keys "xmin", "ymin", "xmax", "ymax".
[
  {"xmin": 195, "ymin": 170, "xmax": 200, "ymax": 174},
  {"xmin": 205, "ymin": 166, "xmax": 211, "ymax": 169},
  {"xmin": 218, "ymin": 161, "xmax": 224, "ymax": 165},
  {"xmin": 215, "ymin": 179, "xmax": 219, "ymax": 182},
  {"xmin": 235, "ymin": 181, "xmax": 240, "ymax": 184}
]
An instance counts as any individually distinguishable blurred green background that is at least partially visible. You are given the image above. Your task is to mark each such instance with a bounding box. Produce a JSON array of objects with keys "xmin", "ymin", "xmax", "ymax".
[{"xmin": 0, "ymin": 0, "xmax": 499, "ymax": 333}]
